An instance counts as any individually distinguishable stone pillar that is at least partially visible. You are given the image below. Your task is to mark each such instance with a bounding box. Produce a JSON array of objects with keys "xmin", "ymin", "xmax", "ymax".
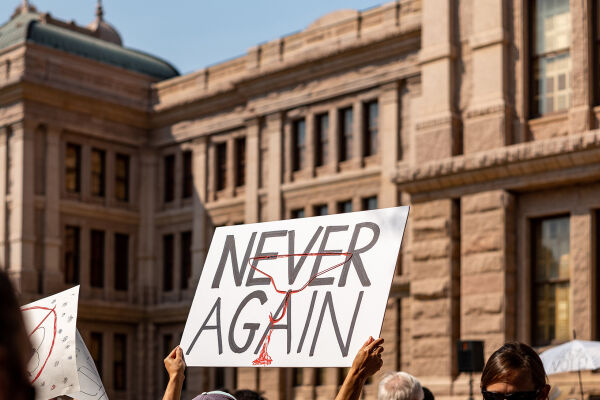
[
  {"xmin": 266, "ymin": 113, "xmax": 283, "ymax": 221},
  {"xmin": 410, "ymin": 199, "xmax": 460, "ymax": 390},
  {"xmin": 43, "ymin": 126, "xmax": 63, "ymax": 294},
  {"xmin": 192, "ymin": 137, "xmax": 208, "ymax": 288},
  {"xmin": 464, "ymin": 0, "xmax": 510, "ymax": 153},
  {"xmin": 568, "ymin": 0, "xmax": 592, "ymax": 134},
  {"xmin": 461, "ymin": 191, "xmax": 515, "ymax": 362},
  {"xmin": 379, "ymin": 82, "xmax": 401, "ymax": 207},
  {"xmin": 245, "ymin": 118, "xmax": 260, "ymax": 223},
  {"xmin": 0, "ymin": 126, "xmax": 7, "ymax": 269},
  {"xmin": 353, "ymin": 100, "xmax": 364, "ymax": 167},
  {"xmin": 415, "ymin": 0, "xmax": 459, "ymax": 162},
  {"xmin": 571, "ymin": 207, "xmax": 593, "ymax": 339},
  {"xmin": 138, "ymin": 150, "xmax": 157, "ymax": 305},
  {"xmin": 7, "ymin": 121, "xmax": 37, "ymax": 292}
]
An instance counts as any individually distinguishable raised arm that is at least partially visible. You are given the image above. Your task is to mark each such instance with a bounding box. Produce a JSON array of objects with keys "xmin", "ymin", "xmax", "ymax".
[
  {"xmin": 163, "ymin": 346, "xmax": 186, "ymax": 400},
  {"xmin": 334, "ymin": 337, "xmax": 384, "ymax": 400}
]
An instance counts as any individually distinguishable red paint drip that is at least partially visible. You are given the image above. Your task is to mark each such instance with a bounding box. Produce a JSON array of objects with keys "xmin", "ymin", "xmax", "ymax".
[
  {"xmin": 22, "ymin": 306, "xmax": 57, "ymax": 384},
  {"xmin": 248, "ymin": 252, "xmax": 352, "ymax": 366}
]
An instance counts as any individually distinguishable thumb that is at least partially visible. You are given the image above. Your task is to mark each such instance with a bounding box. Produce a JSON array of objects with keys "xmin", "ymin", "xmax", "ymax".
[{"xmin": 176, "ymin": 346, "xmax": 183, "ymax": 359}]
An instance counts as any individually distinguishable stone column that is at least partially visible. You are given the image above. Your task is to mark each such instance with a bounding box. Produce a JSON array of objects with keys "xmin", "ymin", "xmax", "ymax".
[
  {"xmin": 7, "ymin": 121, "xmax": 37, "ymax": 292},
  {"xmin": 266, "ymin": 113, "xmax": 283, "ymax": 221},
  {"xmin": 461, "ymin": 191, "xmax": 515, "ymax": 362},
  {"xmin": 191, "ymin": 137, "xmax": 208, "ymax": 288},
  {"xmin": 410, "ymin": 199, "xmax": 460, "ymax": 389},
  {"xmin": 138, "ymin": 149, "xmax": 157, "ymax": 305},
  {"xmin": 43, "ymin": 126, "xmax": 63, "ymax": 294},
  {"xmin": 353, "ymin": 100, "xmax": 364, "ymax": 167},
  {"xmin": 568, "ymin": 0, "xmax": 592, "ymax": 134},
  {"xmin": 245, "ymin": 118, "xmax": 260, "ymax": 223},
  {"xmin": 415, "ymin": 0, "xmax": 459, "ymax": 162},
  {"xmin": 379, "ymin": 82, "xmax": 401, "ymax": 208},
  {"xmin": 464, "ymin": 0, "xmax": 510, "ymax": 152},
  {"xmin": 571, "ymin": 207, "xmax": 593, "ymax": 339},
  {"xmin": 0, "ymin": 126, "xmax": 7, "ymax": 269}
]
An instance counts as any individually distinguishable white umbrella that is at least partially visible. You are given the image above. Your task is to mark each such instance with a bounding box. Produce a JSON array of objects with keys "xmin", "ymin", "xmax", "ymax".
[{"xmin": 539, "ymin": 339, "xmax": 600, "ymax": 400}]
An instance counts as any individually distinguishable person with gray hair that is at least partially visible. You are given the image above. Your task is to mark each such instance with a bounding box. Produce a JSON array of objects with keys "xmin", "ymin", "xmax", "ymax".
[{"xmin": 378, "ymin": 372, "xmax": 424, "ymax": 400}]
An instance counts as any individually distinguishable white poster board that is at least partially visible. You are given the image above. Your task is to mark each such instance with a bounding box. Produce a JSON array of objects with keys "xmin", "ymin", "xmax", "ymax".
[
  {"xmin": 68, "ymin": 330, "xmax": 108, "ymax": 400},
  {"xmin": 21, "ymin": 286, "xmax": 80, "ymax": 400},
  {"xmin": 181, "ymin": 206, "xmax": 409, "ymax": 367}
]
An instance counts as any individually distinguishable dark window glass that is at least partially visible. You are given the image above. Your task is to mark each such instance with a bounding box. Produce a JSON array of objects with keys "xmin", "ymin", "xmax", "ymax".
[
  {"xmin": 532, "ymin": 216, "xmax": 570, "ymax": 346},
  {"xmin": 596, "ymin": 210, "xmax": 600, "ymax": 340},
  {"xmin": 292, "ymin": 119, "xmax": 306, "ymax": 171},
  {"xmin": 315, "ymin": 368, "xmax": 326, "ymax": 386},
  {"xmin": 163, "ymin": 234, "xmax": 174, "ymax": 292},
  {"xmin": 291, "ymin": 208, "xmax": 305, "ymax": 219},
  {"xmin": 182, "ymin": 151, "xmax": 193, "ymax": 198},
  {"xmin": 339, "ymin": 108, "xmax": 353, "ymax": 161},
  {"xmin": 363, "ymin": 101, "xmax": 379, "ymax": 156},
  {"xmin": 363, "ymin": 196, "xmax": 378, "ymax": 210},
  {"xmin": 162, "ymin": 334, "xmax": 173, "ymax": 387},
  {"xmin": 181, "ymin": 231, "xmax": 192, "ymax": 290},
  {"xmin": 65, "ymin": 143, "xmax": 81, "ymax": 193},
  {"xmin": 292, "ymin": 368, "xmax": 303, "ymax": 387},
  {"xmin": 113, "ymin": 334, "xmax": 127, "ymax": 390},
  {"xmin": 90, "ymin": 230, "xmax": 105, "ymax": 288},
  {"xmin": 315, "ymin": 113, "xmax": 329, "ymax": 167},
  {"xmin": 337, "ymin": 200, "xmax": 353, "ymax": 214},
  {"xmin": 90, "ymin": 332, "xmax": 103, "ymax": 378},
  {"xmin": 215, "ymin": 367, "xmax": 226, "ymax": 389},
  {"xmin": 216, "ymin": 143, "xmax": 227, "ymax": 191},
  {"xmin": 114, "ymin": 233, "xmax": 129, "ymax": 291},
  {"xmin": 313, "ymin": 204, "xmax": 328, "ymax": 216},
  {"xmin": 91, "ymin": 149, "xmax": 105, "ymax": 197},
  {"xmin": 337, "ymin": 368, "xmax": 350, "ymax": 386},
  {"xmin": 164, "ymin": 154, "xmax": 175, "ymax": 202},
  {"xmin": 236, "ymin": 137, "xmax": 246, "ymax": 187},
  {"xmin": 531, "ymin": 0, "xmax": 570, "ymax": 117},
  {"xmin": 64, "ymin": 226, "xmax": 80, "ymax": 284},
  {"xmin": 115, "ymin": 154, "xmax": 130, "ymax": 202}
]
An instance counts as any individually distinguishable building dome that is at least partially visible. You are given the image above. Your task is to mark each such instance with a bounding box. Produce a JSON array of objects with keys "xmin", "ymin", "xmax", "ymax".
[{"xmin": 86, "ymin": 0, "xmax": 122, "ymax": 46}]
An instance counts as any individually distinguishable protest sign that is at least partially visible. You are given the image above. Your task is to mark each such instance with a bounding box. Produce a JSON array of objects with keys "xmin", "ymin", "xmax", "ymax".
[
  {"xmin": 68, "ymin": 330, "xmax": 108, "ymax": 400},
  {"xmin": 181, "ymin": 206, "xmax": 409, "ymax": 367},
  {"xmin": 21, "ymin": 286, "xmax": 80, "ymax": 400}
]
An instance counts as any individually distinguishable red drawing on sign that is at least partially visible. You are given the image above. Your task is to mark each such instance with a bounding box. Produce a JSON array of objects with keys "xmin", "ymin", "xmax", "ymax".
[
  {"xmin": 22, "ymin": 306, "xmax": 57, "ymax": 383},
  {"xmin": 248, "ymin": 252, "xmax": 352, "ymax": 366}
]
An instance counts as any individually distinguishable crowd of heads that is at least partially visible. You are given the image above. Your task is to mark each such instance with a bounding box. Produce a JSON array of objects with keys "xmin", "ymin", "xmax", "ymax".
[{"xmin": 0, "ymin": 268, "xmax": 552, "ymax": 400}]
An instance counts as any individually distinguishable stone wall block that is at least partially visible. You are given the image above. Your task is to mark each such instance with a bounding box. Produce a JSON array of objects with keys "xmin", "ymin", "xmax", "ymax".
[
  {"xmin": 461, "ymin": 271, "xmax": 505, "ymax": 296},
  {"xmin": 412, "ymin": 337, "xmax": 452, "ymax": 358},
  {"xmin": 462, "ymin": 190, "xmax": 506, "ymax": 214},
  {"xmin": 412, "ymin": 238, "xmax": 451, "ymax": 261},
  {"xmin": 411, "ymin": 200, "xmax": 453, "ymax": 220},
  {"xmin": 461, "ymin": 312, "xmax": 504, "ymax": 335},
  {"xmin": 462, "ymin": 251, "xmax": 504, "ymax": 274},
  {"xmin": 412, "ymin": 258, "xmax": 455, "ymax": 279},
  {"xmin": 412, "ymin": 298, "xmax": 451, "ymax": 319},
  {"xmin": 412, "ymin": 277, "xmax": 450, "ymax": 299},
  {"xmin": 462, "ymin": 209, "xmax": 505, "ymax": 234},
  {"xmin": 412, "ymin": 217, "xmax": 450, "ymax": 241},
  {"xmin": 462, "ymin": 293, "xmax": 503, "ymax": 316},
  {"xmin": 410, "ymin": 356, "xmax": 451, "ymax": 377},
  {"xmin": 461, "ymin": 230, "xmax": 503, "ymax": 255},
  {"xmin": 411, "ymin": 316, "xmax": 451, "ymax": 338}
]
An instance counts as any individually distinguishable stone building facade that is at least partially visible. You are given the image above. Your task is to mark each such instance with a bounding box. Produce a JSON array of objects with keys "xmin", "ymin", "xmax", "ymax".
[{"xmin": 1, "ymin": 0, "xmax": 600, "ymax": 399}]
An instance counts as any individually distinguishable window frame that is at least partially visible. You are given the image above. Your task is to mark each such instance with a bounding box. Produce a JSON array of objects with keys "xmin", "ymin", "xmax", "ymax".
[
  {"xmin": 65, "ymin": 143, "xmax": 81, "ymax": 194},
  {"xmin": 114, "ymin": 153, "xmax": 130, "ymax": 202},
  {"xmin": 90, "ymin": 148, "xmax": 106, "ymax": 197},
  {"xmin": 292, "ymin": 118, "xmax": 306, "ymax": 172},
  {"xmin": 338, "ymin": 107, "xmax": 354, "ymax": 162}
]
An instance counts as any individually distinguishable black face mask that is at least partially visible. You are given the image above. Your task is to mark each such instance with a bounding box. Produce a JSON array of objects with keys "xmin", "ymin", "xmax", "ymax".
[{"xmin": 482, "ymin": 388, "xmax": 542, "ymax": 400}]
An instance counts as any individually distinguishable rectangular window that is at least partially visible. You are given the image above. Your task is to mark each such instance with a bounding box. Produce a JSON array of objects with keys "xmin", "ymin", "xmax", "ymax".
[
  {"xmin": 162, "ymin": 334, "xmax": 173, "ymax": 387},
  {"xmin": 337, "ymin": 200, "xmax": 353, "ymax": 214},
  {"xmin": 163, "ymin": 234, "xmax": 174, "ymax": 292},
  {"xmin": 291, "ymin": 208, "xmax": 305, "ymax": 219},
  {"xmin": 596, "ymin": 210, "xmax": 600, "ymax": 340},
  {"xmin": 235, "ymin": 137, "xmax": 246, "ymax": 187},
  {"xmin": 313, "ymin": 204, "xmax": 328, "ymax": 216},
  {"xmin": 339, "ymin": 107, "xmax": 353, "ymax": 162},
  {"xmin": 91, "ymin": 148, "xmax": 106, "ymax": 197},
  {"xmin": 531, "ymin": 0, "xmax": 571, "ymax": 117},
  {"xmin": 90, "ymin": 332, "xmax": 103, "ymax": 378},
  {"xmin": 181, "ymin": 231, "xmax": 192, "ymax": 290},
  {"xmin": 113, "ymin": 334, "xmax": 127, "ymax": 390},
  {"xmin": 115, "ymin": 154, "xmax": 130, "ymax": 202},
  {"xmin": 315, "ymin": 368, "xmax": 326, "ymax": 386},
  {"xmin": 90, "ymin": 230, "xmax": 105, "ymax": 288},
  {"xmin": 114, "ymin": 233, "xmax": 129, "ymax": 291},
  {"xmin": 363, "ymin": 196, "xmax": 378, "ymax": 210},
  {"xmin": 315, "ymin": 113, "xmax": 329, "ymax": 167},
  {"xmin": 182, "ymin": 150, "xmax": 193, "ymax": 198},
  {"xmin": 215, "ymin": 367, "xmax": 226, "ymax": 389},
  {"xmin": 363, "ymin": 101, "xmax": 379, "ymax": 156},
  {"xmin": 532, "ymin": 216, "xmax": 570, "ymax": 346},
  {"xmin": 216, "ymin": 142, "xmax": 227, "ymax": 191},
  {"xmin": 292, "ymin": 368, "xmax": 303, "ymax": 387},
  {"xmin": 65, "ymin": 143, "xmax": 81, "ymax": 193},
  {"xmin": 164, "ymin": 154, "xmax": 175, "ymax": 202},
  {"xmin": 292, "ymin": 119, "xmax": 306, "ymax": 171},
  {"xmin": 64, "ymin": 226, "xmax": 80, "ymax": 284}
]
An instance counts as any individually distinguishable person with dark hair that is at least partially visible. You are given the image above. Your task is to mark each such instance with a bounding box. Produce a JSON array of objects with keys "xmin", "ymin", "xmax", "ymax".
[
  {"xmin": 234, "ymin": 389, "xmax": 265, "ymax": 400},
  {"xmin": 0, "ymin": 269, "xmax": 35, "ymax": 400},
  {"xmin": 481, "ymin": 342, "xmax": 550, "ymax": 400},
  {"xmin": 422, "ymin": 386, "xmax": 434, "ymax": 400}
]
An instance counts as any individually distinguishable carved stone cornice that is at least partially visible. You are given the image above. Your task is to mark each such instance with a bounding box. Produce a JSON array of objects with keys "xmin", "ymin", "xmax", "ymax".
[{"xmin": 393, "ymin": 130, "xmax": 600, "ymax": 195}]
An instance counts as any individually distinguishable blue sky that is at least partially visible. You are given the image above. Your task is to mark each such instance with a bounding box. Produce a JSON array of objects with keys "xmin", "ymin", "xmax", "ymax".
[{"xmin": 1, "ymin": 0, "xmax": 382, "ymax": 74}]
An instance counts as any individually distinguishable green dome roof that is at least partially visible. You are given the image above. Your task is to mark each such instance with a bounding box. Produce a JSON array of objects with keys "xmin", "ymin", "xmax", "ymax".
[{"xmin": 0, "ymin": 12, "xmax": 179, "ymax": 80}]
